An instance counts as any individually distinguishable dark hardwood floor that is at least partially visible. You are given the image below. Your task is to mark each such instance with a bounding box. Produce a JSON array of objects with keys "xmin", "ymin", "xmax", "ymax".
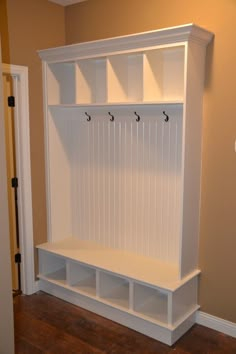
[{"xmin": 14, "ymin": 291, "xmax": 236, "ymax": 353}]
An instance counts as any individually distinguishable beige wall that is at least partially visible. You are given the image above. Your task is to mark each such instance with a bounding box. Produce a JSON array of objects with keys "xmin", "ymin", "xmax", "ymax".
[
  {"xmin": 0, "ymin": 0, "xmax": 10, "ymax": 63},
  {"xmin": 1, "ymin": 0, "xmax": 235, "ymax": 326},
  {"xmin": 0, "ymin": 0, "xmax": 66, "ymax": 267},
  {"xmin": 65, "ymin": 0, "xmax": 236, "ymax": 322}
]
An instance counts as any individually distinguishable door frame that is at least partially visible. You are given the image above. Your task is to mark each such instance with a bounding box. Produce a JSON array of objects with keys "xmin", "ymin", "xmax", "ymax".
[
  {"xmin": 0, "ymin": 43, "xmax": 15, "ymax": 354},
  {"xmin": 2, "ymin": 63, "xmax": 35, "ymax": 295}
]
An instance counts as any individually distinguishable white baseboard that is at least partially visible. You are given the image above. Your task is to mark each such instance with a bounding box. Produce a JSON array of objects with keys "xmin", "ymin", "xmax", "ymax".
[
  {"xmin": 196, "ymin": 311, "xmax": 236, "ymax": 339},
  {"xmin": 30, "ymin": 284, "xmax": 236, "ymax": 341},
  {"xmin": 38, "ymin": 279, "xmax": 198, "ymax": 345},
  {"xmin": 32, "ymin": 280, "xmax": 39, "ymax": 293}
]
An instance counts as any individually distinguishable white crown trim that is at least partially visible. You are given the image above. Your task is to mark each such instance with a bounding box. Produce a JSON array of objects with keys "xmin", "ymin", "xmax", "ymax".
[{"xmin": 38, "ymin": 24, "xmax": 214, "ymax": 63}]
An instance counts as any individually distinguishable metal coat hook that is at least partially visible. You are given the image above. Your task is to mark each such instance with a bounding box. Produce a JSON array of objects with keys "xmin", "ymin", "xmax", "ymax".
[
  {"xmin": 108, "ymin": 112, "xmax": 114, "ymax": 122},
  {"xmin": 163, "ymin": 111, "xmax": 169, "ymax": 122},
  {"xmin": 85, "ymin": 112, "xmax": 91, "ymax": 122},
  {"xmin": 134, "ymin": 111, "xmax": 140, "ymax": 122}
]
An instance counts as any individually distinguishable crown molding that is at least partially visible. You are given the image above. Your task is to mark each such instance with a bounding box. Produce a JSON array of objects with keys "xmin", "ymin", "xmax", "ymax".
[{"xmin": 38, "ymin": 24, "xmax": 214, "ymax": 63}]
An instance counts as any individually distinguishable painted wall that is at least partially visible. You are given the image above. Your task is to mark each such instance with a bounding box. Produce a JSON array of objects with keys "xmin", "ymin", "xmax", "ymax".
[
  {"xmin": 0, "ymin": 0, "xmax": 10, "ymax": 63},
  {"xmin": 65, "ymin": 0, "xmax": 236, "ymax": 323},
  {"xmin": 1, "ymin": 0, "xmax": 235, "ymax": 327},
  {"xmin": 0, "ymin": 0, "xmax": 65, "ymax": 269}
]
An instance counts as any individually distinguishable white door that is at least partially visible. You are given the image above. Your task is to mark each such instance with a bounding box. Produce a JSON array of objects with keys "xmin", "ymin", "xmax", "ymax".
[
  {"xmin": 2, "ymin": 63, "xmax": 35, "ymax": 296},
  {"xmin": 2, "ymin": 72, "xmax": 19, "ymax": 292},
  {"xmin": 0, "ymin": 42, "xmax": 15, "ymax": 354}
]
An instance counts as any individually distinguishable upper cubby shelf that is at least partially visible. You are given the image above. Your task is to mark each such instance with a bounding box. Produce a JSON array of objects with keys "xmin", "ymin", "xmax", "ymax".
[{"xmin": 46, "ymin": 46, "xmax": 185, "ymax": 106}]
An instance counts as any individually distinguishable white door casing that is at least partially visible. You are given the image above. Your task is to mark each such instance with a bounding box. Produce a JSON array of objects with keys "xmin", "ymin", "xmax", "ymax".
[
  {"xmin": 0, "ymin": 54, "xmax": 15, "ymax": 354},
  {"xmin": 2, "ymin": 64, "xmax": 35, "ymax": 295}
]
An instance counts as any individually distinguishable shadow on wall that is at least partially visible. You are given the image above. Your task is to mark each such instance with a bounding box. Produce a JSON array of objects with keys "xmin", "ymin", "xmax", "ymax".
[
  {"xmin": 0, "ymin": 0, "xmax": 10, "ymax": 63},
  {"xmin": 205, "ymin": 38, "xmax": 214, "ymax": 90}
]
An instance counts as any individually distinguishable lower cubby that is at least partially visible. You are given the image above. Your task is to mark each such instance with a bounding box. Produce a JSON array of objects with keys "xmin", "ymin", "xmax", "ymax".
[
  {"xmin": 133, "ymin": 283, "xmax": 168, "ymax": 324},
  {"xmin": 38, "ymin": 250, "xmax": 67, "ymax": 285},
  {"xmin": 98, "ymin": 271, "xmax": 130, "ymax": 310},
  {"xmin": 37, "ymin": 246, "xmax": 199, "ymax": 345},
  {"xmin": 38, "ymin": 278, "xmax": 197, "ymax": 346},
  {"xmin": 67, "ymin": 262, "xmax": 96, "ymax": 297}
]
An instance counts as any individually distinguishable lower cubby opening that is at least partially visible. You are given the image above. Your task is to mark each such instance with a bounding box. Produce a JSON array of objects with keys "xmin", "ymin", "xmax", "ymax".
[
  {"xmin": 99, "ymin": 271, "xmax": 130, "ymax": 310},
  {"xmin": 37, "ymin": 247, "xmax": 199, "ymax": 345},
  {"xmin": 67, "ymin": 262, "xmax": 96, "ymax": 296},
  {"xmin": 38, "ymin": 251, "xmax": 67, "ymax": 285},
  {"xmin": 133, "ymin": 283, "xmax": 168, "ymax": 324}
]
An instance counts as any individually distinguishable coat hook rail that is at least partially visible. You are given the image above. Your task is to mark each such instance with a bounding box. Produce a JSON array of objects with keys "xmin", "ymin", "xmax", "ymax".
[
  {"xmin": 134, "ymin": 111, "xmax": 140, "ymax": 122},
  {"xmin": 108, "ymin": 112, "xmax": 114, "ymax": 121},
  {"xmin": 163, "ymin": 111, "xmax": 169, "ymax": 122},
  {"xmin": 85, "ymin": 112, "xmax": 91, "ymax": 121}
]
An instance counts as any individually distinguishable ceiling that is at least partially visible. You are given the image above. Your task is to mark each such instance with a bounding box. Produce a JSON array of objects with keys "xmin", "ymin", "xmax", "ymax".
[{"xmin": 48, "ymin": 0, "xmax": 87, "ymax": 6}]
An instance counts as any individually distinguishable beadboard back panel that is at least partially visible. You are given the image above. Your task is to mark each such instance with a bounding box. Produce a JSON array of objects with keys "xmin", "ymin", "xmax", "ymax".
[{"xmin": 48, "ymin": 105, "xmax": 183, "ymax": 264}]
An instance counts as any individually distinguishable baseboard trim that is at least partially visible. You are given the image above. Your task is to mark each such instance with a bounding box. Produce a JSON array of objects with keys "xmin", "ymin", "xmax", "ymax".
[
  {"xmin": 33, "ymin": 280, "xmax": 39, "ymax": 293},
  {"xmin": 33, "ymin": 282, "xmax": 236, "ymax": 340},
  {"xmin": 196, "ymin": 311, "xmax": 236, "ymax": 339},
  {"xmin": 38, "ymin": 279, "xmax": 197, "ymax": 345}
]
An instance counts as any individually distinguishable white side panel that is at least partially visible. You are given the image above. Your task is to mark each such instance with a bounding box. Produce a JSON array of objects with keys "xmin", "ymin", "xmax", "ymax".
[
  {"xmin": 143, "ymin": 50, "xmax": 163, "ymax": 101},
  {"xmin": 107, "ymin": 55, "xmax": 128, "ymax": 102},
  {"xmin": 162, "ymin": 47, "xmax": 185, "ymax": 100},
  {"xmin": 180, "ymin": 43, "xmax": 206, "ymax": 278},
  {"xmin": 95, "ymin": 58, "xmax": 107, "ymax": 103},
  {"xmin": 127, "ymin": 54, "xmax": 143, "ymax": 102},
  {"xmin": 171, "ymin": 311, "xmax": 196, "ymax": 344},
  {"xmin": 47, "ymin": 108, "xmax": 73, "ymax": 241},
  {"xmin": 172, "ymin": 276, "xmax": 198, "ymax": 325}
]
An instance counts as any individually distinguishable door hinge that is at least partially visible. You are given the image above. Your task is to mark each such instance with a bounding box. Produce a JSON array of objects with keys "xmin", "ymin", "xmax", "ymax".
[
  {"xmin": 8, "ymin": 96, "xmax": 15, "ymax": 107},
  {"xmin": 15, "ymin": 253, "xmax": 21, "ymax": 264},
  {"xmin": 11, "ymin": 177, "xmax": 18, "ymax": 188}
]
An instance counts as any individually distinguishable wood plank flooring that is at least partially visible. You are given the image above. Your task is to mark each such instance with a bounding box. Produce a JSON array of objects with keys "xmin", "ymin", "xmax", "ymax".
[{"xmin": 14, "ymin": 291, "xmax": 236, "ymax": 353}]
